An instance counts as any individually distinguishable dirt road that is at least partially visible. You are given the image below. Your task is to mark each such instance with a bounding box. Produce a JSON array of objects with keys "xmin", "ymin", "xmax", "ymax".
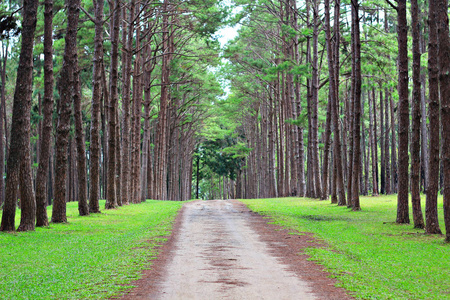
[{"xmin": 121, "ymin": 200, "xmax": 353, "ymax": 300}]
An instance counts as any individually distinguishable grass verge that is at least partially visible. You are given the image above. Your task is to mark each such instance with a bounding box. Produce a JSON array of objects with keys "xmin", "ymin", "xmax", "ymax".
[
  {"xmin": 242, "ymin": 195, "xmax": 450, "ymax": 300},
  {"xmin": 0, "ymin": 200, "xmax": 183, "ymax": 299}
]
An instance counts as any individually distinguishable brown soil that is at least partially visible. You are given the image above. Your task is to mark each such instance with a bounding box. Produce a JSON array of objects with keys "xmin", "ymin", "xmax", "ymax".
[{"xmin": 117, "ymin": 200, "xmax": 354, "ymax": 300}]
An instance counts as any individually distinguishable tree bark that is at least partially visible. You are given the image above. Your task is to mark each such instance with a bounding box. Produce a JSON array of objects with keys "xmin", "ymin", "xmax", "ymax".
[
  {"xmin": 115, "ymin": 104, "xmax": 122, "ymax": 206},
  {"xmin": 372, "ymin": 88, "xmax": 379, "ymax": 194},
  {"xmin": 332, "ymin": 0, "xmax": 346, "ymax": 206},
  {"xmin": 380, "ymin": 90, "xmax": 385, "ymax": 195},
  {"xmin": 369, "ymin": 90, "xmax": 379, "ymax": 196},
  {"xmin": 121, "ymin": 0, "xmax": 135, "ymax": 205},
  {"xmin": 88, "ymin": 0, "xmax": 104, "ymax": 213},
  {"xmin": 155, "ymin": 0, "xmax": 171, "ymax": 200},
  {"xmin": 323, "ymin": 0, "xmax": 337, "ymax": 201},
  {"xmin": 311, "ymin": 0, "xmax": 322, "ymax": 198},
  {"xmin": 0, "ymin": 0, "xmax": 38, "ymax": 231},
  {"xmin": 437, "ymin": 0, "xmax": 450, "ymax": 241},
  {"xmin": 74, "ymin": 66, "xmax": 89, "ymax": 216},
  {"xmin": 321, "ymin": 96, "xmax": 332, "ymax": 200},
  {"xmin": 411, "ymin": 0, "xmax": 425, "ymax": 228},
  {"xmin": 105, "ymin": 0, "xmax": 121, "ymax": 209},
  {"xmin": 396, "ymin": 0, "xmax": 410, "ymax": 224},
  {"xmin": 36, "ymin": 0, "xmax": 54, "ymax": 226},
  {"xmin": 426, "ymin": 0, "xmax": 442, "ymax": 234},
  {"xmin": 389, "ymin": 89, "xmax": 397, "ymax": 193},
  {"xmin": 350, "ymin": 0, "xmax": 361, "ymax": 210},
  {"xmin": 384, "ymin": 86, "xmax": 391, "ymax": 194},
  {"xmin": 101, "ymin": 64, "xmax": 108, "ymax": 200},
  {"xmin": 51, "ymin": 0, "xmax": 81, "ymax": 223},
  {"xmin": 347, "ymin": 79, "xmax": 354, "ymax": 206},
  {"xmin": 0, "ymin": 46, "xmax": 7, "ymax": 208},
  {"xmin": 361, "ymin": 95, "xmax": 368, "ymax": 196},
  {"xmin": 131, "ymin": 23, "xmax": 142, "ymax": 203}
]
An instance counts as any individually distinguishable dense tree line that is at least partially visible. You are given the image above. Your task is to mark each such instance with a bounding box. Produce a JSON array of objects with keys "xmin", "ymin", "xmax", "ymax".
[
  {"xmin": 0, "ymin": 0, "xmax": 225, "ymax": 231},
  {"xmin": 218, "ymin": 0, "xmax": 450, "ymax": 240},
  {"xmin": 0, "ymin": 0, "xmax": 450, "ymax": 241}
]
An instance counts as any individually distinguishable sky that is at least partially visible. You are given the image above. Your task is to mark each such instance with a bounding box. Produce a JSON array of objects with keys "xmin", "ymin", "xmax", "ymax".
[{"xmin": 216, "ymin": 25, "xmax": 240, "ymax": 48}]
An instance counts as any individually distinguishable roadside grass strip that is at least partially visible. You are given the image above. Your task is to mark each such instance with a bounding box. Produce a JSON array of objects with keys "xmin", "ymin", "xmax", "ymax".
[
  {"xmin": 0, "ymin": 200, "xmax": 183, "ymax": 299},
  {"xmin": 242, "ymin": 196, "xmax": 450, "ymax": 300}
]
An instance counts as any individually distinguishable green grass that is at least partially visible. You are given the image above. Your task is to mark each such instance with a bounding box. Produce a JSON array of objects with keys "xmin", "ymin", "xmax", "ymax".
[
  {"xmin": 242, "ymin": 195, "xmax": 450, "ymax": 300},
  {"xmin": 0, "ymin": 200, "xmax": 183, "ymax": 299}
]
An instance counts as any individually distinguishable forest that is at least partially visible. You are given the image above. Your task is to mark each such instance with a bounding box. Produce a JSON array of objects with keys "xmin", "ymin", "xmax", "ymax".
[{"xmin": 0, "ymin": 0, "xmax": 449, "ymax": 243}]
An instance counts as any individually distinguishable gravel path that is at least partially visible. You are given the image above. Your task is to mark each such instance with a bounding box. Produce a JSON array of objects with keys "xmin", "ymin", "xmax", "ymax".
[{"xmin": 120, "ymin": 200, "xmax": 354, "ymax": 300}]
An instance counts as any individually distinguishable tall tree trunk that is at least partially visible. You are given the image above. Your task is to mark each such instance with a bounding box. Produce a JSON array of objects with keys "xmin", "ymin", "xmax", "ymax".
[
  {"xmin": 0, "ymin": 46, "xmax": 7, "ymax": 208},
  {"xmin": 396, "ymin": 0, "xmax": 410, "ymax": 224},
  {"xmin": 105, "ymin": 0, "xmax": 121, "ymax": 209},
  {"xmin": 323, "ymin": 0, "xmax": 336, "ymax": 201},
  {"xmin": 141, "ymin": 53, "xmax": 151, "ymax": 203},
  {"xmin": 411, "ymin": 0, "xmax": 425, "ymax": 229},
  {"xmin": 0, "ymin": 0, "xmax": 38, "ymax": 231},
  {"xmin": 155, "ymin": 0, "xmax": 171, "ymax": 200},
  {"xmin": 74, "ymin": 66, "xmax": 89, "ymax": 216},
  {"xmin": 132, "ymin": 23, "xmax": 142, "ymax": 204},
  {"xmin": 115, "ymin": 105, "xmax": 122, "ymax": 206},
  {"xmin": 384, "ymin": 86, "xmax": 391, "ymax": 195},
  {"xmin": 36, "ymin": 0, "xmax": 54, "ymax": 227},
  {"xmin": 291, "ymin": 0, "xmax": 303, "ymax": 197},
  {"xmin": 347, "ymin": 79, "xmax": 354, "ymax": 206},
  {"xmin": 361, "ymin": 95, "xmax": 368, "ymax": 195},
  {"xmin": 351, "ymin": 0, "xmax": 361, "ymax": 210},
  {"xmin": 47, "ymin": 142, "xmax": 53, "ymax": 205},
  {"xmin": 52, "ymin": 0, "xmax": 81, "ymax": 223},
  {"xmin": 369, "ymin": 90, "xmax": 379, "ymax": 196},
  {"xmin": 101, "ymin": 64, "xmax": 108, "ymax": 200},
  {"xmin": 333, "ymin": 0, "xmax": 346, "ymax": 206},
  {"xmin": 426, "ymin": 0, "xmax": 442, "ymax": 234},
  {"xmin": 120, "ymin": 0, "xmax": 134, "ymax": 206},
  {"xmin": 321, "ymin": 96, "xmax": 332, "ymax": 200},
  {"xmin": 312, "ymin": 0, "xmax": 322, "ymax": 198},
  {"xmin": 89, "ymin": 0, "xmax": 104, "ymax": 213},
  {"xmin": 389, "ymin": 89, "xmax": 398, "ymax": 193},
  {"xmin": 380, "ymin": 89, "xmax": 385, "ymax": 194},
  {"xmin": 372, "ymin": 88, "xmax": 379, "ymax": 193},
  {"xmin": 2, "ymin": 45, "xmax": 8, "ymax": 165},
  {"xmin": 437, "ymin": 0, "xmax": 450, "ymax": 241},
  {"xmin": 420, "ymin": 73, "xmax": 428, "ymax": 193}
]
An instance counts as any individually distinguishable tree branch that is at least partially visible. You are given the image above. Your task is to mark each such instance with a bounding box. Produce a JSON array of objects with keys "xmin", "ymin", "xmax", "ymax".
[
  {"xmin": 385, "ymin": 0, "xmax": 398, "ymax": 11},
  {"xmin": 79, "ymin": 5, "xmax": 96, "ymax": 24}
]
